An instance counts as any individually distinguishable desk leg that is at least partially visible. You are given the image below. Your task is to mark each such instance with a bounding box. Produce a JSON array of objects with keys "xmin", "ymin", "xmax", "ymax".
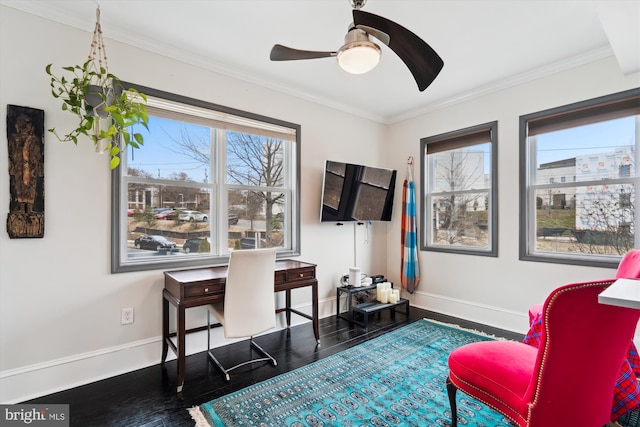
[
  {"xmin": 161, "ymin": 295, "xmax": 169, "ymax": 363},
  {"xmin": 312, "ymin": 281, "xmax": 320, "ymax": 344},
  {"xmin": 285, "ymin": 289, "xmax": 292, "ymax": 328},
  {"xmin": 177, "ymin": 305, "xmax": 186, "ymax": 393}
]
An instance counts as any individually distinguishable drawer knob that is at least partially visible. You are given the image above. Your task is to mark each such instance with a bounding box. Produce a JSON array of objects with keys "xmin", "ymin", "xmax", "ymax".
[
  {"xmin": 204, "ymin": 288, "xmax": 209, "ymax": 292},
  {"xmin": 299, "ymin": 273, "xmax": 303, "ymax": 277}
]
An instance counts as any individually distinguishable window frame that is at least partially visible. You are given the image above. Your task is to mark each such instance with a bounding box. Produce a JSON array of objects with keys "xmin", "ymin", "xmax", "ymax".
[
  {"xmin": 420, "ymin": 121, "xmax": 498, "ymax": 257},
  {"xmin": 519, "ymin": 88, "xmax": 640, "ymax": 268},
  {"xmin": 111, "ymin": 82, "xmax": 301, "ymax": 273}
]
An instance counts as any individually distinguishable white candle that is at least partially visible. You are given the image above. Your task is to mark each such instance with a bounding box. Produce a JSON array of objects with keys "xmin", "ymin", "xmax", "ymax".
[
  {"xmin": 379, "ymin": 289, "xmax": 389, "ymax": 304},
  {"xmin": 388, "ymin": 291, "xmax": 398, "ymax": 304},
  {"xmin": 377, "ymin": 283, "xmax": 389, "ymax": 300}
]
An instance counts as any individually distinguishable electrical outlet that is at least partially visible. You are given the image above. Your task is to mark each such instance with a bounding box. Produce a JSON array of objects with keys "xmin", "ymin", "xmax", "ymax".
[{"xmin": 121, "ymin": 307, "xmax": 134, "ymax": 325}]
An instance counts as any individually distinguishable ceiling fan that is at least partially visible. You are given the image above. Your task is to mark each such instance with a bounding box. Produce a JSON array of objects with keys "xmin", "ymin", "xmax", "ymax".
[{"xmin": 269, "ymin": 0, "xmax": 444, "ymax": 92}]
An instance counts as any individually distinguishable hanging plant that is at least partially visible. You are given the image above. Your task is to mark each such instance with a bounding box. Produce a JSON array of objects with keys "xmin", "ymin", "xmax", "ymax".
[{"xmin": 45, "ymin": 7, "xmax": 148, "ymax": 169}]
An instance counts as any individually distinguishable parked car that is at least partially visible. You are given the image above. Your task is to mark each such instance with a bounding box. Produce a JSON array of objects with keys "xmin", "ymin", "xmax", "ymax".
[
  {"xmin": 154, "ymin": 208, "xmax": 175, "ymax": 220},
  {"xmin": 134, "ymin": 235, "xmax": 176, "ymax": 251},
  {"xmin": 127, "ymin": 208, "xmax": 142, "ymax": 217},
  {"xmin": 178, "ymin": 210, "xmax": 208, "ymax": 222},
  {"xmin": 183, "ymin": 238, "xmax": 203, "ymax": 253},
  {"xmin": 240, "ymin": 237, "xmax": 268, "ymax": 249},
  {"xmin": 155, "ymin": 212, "xmax": 171, "ymax": 220},
  {"xmin": 228, "ymin": 214, "xmax": 239, "ymax": 225}
]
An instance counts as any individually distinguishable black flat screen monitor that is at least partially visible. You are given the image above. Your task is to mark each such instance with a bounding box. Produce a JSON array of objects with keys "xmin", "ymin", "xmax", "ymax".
[{"xmin": 320, "ymin": 160, "xmax": 396, "ymax": 222}]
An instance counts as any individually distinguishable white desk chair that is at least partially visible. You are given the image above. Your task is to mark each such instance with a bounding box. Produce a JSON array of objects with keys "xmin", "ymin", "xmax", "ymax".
[{"xmin": 207, "ymin": 248, "xmax": 278, "ymax": 381}]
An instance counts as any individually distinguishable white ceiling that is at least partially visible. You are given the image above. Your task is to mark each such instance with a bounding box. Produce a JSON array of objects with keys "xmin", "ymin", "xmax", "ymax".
[{"xmin": 2, "ymin": 0, "xmax": 639, "ymax": 124}]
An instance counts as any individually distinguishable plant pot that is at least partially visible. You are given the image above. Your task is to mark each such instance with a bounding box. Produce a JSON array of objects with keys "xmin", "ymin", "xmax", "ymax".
[{"xmin": 84, "ymin": 84, "xmax": 114, "ymax": 118}]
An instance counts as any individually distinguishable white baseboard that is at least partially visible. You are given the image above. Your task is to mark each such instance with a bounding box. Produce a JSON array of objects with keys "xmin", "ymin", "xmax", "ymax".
[
  {"xmin": 0, "ymin": 298, "xmax": 335, "ymax": 404},
  {"xmin": 407, "ymin": 290, "xmax": 530, "ymax": 335},
  {"xmin": 0, "ymin": 337, "xmax": 163, "ymax": 404}
]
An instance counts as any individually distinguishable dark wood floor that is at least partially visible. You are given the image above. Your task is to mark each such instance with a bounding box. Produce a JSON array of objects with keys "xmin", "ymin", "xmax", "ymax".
[{"xmin": 25, "ymin": 307, "xmax": 523, "ymax": 427}]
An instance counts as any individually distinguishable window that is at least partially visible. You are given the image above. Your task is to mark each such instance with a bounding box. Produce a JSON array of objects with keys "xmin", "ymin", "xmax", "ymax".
[
  {"xmin": 420, "ymin": 121, "xmax": 498, "ymax": 256},
  {"xmin": 111, "ymin": 84, "xmax": 300, "ymax": 273},
  {"xmin": 520, "ymin": 88, "xmax": 639, "ymax": 267}
]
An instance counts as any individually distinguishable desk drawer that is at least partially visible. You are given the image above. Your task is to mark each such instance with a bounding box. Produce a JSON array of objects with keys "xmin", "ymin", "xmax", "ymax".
[
  {"xmin": 286, "ymin": 267, "xmax": 315, "ymax": 282},
  {"xmin": 184, "ymin": 282, "xmax": 224, "ymax": 298}
]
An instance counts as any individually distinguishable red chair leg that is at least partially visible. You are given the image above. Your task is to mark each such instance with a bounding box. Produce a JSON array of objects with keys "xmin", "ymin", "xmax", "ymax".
[{"xmin": 446, "ymin": 376, "xmax": 458, "ymax": 427}]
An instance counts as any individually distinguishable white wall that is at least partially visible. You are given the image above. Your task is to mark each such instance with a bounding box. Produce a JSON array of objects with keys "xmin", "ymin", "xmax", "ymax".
[
  {"xmin": 383, "ymin": 56, "xmax": 640, "ymax": 333},
  {"xmin": 0, "ymin": 7, "xmax": 389, "ymax": 403},
  {"xmin": 1, "ymin": 6, "xmax": 639, "ymax": 404}
]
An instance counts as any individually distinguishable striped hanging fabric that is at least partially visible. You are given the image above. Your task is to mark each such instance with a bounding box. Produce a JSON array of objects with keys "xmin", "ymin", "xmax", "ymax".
[{"xmin": 401, "ymin": 157, "xmax": 420, "ymax": 293}]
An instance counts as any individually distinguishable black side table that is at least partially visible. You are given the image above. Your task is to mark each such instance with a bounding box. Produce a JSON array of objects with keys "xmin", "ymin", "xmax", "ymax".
[{"xmin": 336, "ymin": 283, "xmax": 410, "ymax": 329}]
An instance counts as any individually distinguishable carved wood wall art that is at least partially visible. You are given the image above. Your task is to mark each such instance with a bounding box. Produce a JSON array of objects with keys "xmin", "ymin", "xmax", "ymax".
[{"xmin": 6, "ymin": 105, "xmax": 45, "ymax": 238}]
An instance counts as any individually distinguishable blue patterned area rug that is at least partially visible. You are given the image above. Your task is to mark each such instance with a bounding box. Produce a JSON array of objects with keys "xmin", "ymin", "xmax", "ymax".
[{"xmin": 190, "ymin": 319, "xmax": 516, "ymax": 427}]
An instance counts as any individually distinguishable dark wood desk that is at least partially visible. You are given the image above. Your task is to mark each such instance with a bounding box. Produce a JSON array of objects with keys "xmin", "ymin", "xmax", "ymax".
[{"xmin": 162, "ymin": 259, "xmax": 318, "ymax": 392}]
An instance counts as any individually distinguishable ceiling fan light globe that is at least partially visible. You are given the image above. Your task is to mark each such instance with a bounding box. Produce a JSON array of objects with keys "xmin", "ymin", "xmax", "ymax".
[{"xmin": 337, "ymin": 42, "xmax": 381, "ymax": 74}]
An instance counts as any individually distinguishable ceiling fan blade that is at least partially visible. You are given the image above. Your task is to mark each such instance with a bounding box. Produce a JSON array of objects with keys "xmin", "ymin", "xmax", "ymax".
[
  {"xmin": 270, "ymin": 44, "xmax": 337, "ymax": 61},
  {"xmin": 353, "ymin": 10, "xmax": 444, "ymax": 91}
]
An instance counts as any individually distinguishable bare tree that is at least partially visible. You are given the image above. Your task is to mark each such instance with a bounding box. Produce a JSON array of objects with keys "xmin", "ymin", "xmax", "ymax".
[
  {"xmin": 432, "ymin": 150, "xmax": 486, "ymax": 245},
  {"xmin": 571, "ymin": 184, "xmax": 634, "ymax": 255},
  {"xmin": 158, "ymin": 126, "xmax": 285, "ymax": 246},
  {"xmin": 159, "ymin": 126, "xmax": 210, "ymax": 167},
  {"xmin": 245, "ymin": 190, "xmax": 263, "ymax": 231},
  {"xmin": 569, "ymin": 150, "xmax": 635, "ymax": 255},
  {"xmin": 226, "ymin": 132, "xmax": 284, "ymax": 244}
]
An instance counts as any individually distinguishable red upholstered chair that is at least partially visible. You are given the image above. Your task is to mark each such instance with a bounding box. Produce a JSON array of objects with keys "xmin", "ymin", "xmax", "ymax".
[{"xmin": 446, "ymin": 280, "xmax": 640, "ymax": 427}]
